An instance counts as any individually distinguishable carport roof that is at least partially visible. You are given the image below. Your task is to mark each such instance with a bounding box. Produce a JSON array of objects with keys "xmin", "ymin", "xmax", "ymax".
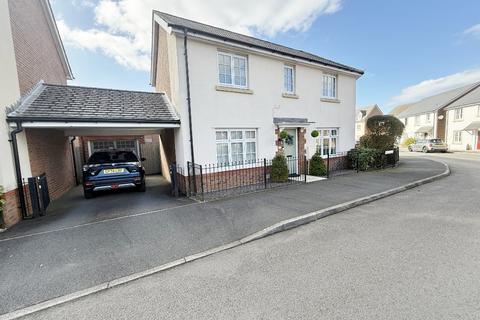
[{"xmin": 6, "ymin": 81, "xmax": 180, "ymax": 124}]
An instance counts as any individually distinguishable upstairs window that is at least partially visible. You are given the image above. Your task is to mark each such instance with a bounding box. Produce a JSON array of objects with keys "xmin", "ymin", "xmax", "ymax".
[
  {"xmin": 454, "ymin": 108, "xmax": 463, "ymax": 121},
  {"xmin": 284, "ymin": 65, "xmax": 295, "ymax": 93},
  {"xmin": 218, "ymin": 52, "xmax": 247, "ymax": 88},
  {"xmin": 415, "ymin": 115, "xmax": 420, "ymax": 125},
  {"xmin": 426, "ymin": 113, "xmax": 431, "ymax": 122},
  {"xmin": 322, "ymin": 74, "xmax": 337, "ymax": 99}
]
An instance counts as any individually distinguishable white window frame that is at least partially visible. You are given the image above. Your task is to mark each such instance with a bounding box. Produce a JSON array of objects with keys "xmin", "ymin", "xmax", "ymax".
[
  {"xmin": 322, "ymin": 74, "xmax": 337, "ymax": 99},
  {"xmin": 454, "ymin": 108, "xmax": 463, "ymax": 121},
  {"xmin": 215, "ymin": 129, "xmax": 257, "ymax": 165},
  {"xmin": 315, "ymin": 128, "xmax": 339, "ymax": 157},
  {"xmin": 477, "ymin": 105, "xmax": 480, "ymax": 117},
  {"xmin": 426, "ymin": 113, "xmax": 431, "ymax": 123},
  {"xmin": 453, "ymin": 131, "xmax": 462, "ymax": 144},
  {"xmin": 283, "ymin": 65, "xmax": 295, "ymax": 94},
  {"xmin": 217, "ymin": 52, "xmax": 248, "ymax": 89},
  {"xmin": 415, "ymin": 115, "xmax": 421, "ymax": 126}
]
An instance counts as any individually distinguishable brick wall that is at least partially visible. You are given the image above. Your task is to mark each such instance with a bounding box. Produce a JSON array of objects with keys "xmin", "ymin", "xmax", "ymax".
[
  {"xmin": 8, "ymin": 0, "xmax": 67, "ymax": 95},
  {"xmin": 25, "ymin": 129, "xmax": 74, "ymax": 200},
  {"xmin": 2, "ymin": 189, "xmax": 23, "ymax": 227}
]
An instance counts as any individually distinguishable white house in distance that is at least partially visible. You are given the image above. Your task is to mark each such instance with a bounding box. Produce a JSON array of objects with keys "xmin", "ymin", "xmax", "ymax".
[
  {"xmin": 150, "ymin": 11, "xmax": 363, "ymax": 186},
  {"xmin": 445, "ymin": 84, "xmax": 480, "ymax": 151},
  {"xmin": 395, "ymin": 83, "xmax": 480, "ymax": 143},
  {"xmin": 355, "ymin": 104, "xmax": 383, "ymax": 142}
]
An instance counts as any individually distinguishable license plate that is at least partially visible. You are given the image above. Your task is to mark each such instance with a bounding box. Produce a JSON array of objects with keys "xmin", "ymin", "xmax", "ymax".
[{"xmin": 103, "ymin": 168, "xmax": 125, "ymax": 174}]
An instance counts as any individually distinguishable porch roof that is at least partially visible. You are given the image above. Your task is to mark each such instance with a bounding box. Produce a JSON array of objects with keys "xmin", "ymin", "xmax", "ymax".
[
  {"xmin": 6, "ymin": 81, "xmax": 180, "ymax": 125},
  {"xmin": 415, "ymin": 126, "xmax": 433, "ymax": 133},
  {"xmin": 463, "ymin": 121, "xmax": 480, "ymax": 131},
  {"xmin": 273, "ymin": 117, "xmax": 313, "ymax": 127}
]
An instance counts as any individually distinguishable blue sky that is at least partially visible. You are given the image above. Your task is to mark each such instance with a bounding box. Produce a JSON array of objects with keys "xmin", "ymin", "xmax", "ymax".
[{"xmin": 51, "ymin": 0, "xmax": 480, "ymax": 113}]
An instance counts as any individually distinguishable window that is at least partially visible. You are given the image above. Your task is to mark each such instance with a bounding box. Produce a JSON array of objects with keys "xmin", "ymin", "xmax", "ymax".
[
  {"xmin": 90, "ymin": 140, "xmax": 137, "ymax": 155},
  {"xmin": 453, "ymin": 131, "xmax": 462, "ymax": 144},
  {"xmin": 454, "ymin": 108, "xmax": 463, "ymax": 121},
  {"xmin": 315, "ymin": 128, "xmax": 338, "ymax": 156},
  {"xmin": 215, "ymin": 129, "xmax": 257, "ymax": 165},
  {"xmin": 218, "ymin": 52, "xmax": 247, "ymax": 88},
  {"xmin": 322, "ymin": 74, "xmax": 337, "ymax": 99},
  {"xmin": 356, "ymin": 124, "xmax": 362, "ymax": 131},
  {"xmin": 404, "ymin": 118, "xmax": 408, "ymax": 125},
  {"xmin": 284, "ymin": 65, "xmax": 295, "ymax": 93},
  {"xmin": 477, "ymin": 105, "xmax": 480, "ymax": 117},
  {"xmin": 415, "ymin": 115, "xmax": 420, "ymax": 125},
  {"xmin": 426, "ymin": 113, "xmax": 431, "ymax": 122}
]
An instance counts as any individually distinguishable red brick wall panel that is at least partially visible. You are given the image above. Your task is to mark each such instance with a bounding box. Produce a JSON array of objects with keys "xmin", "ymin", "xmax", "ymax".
[{"xmin": 8, "ymin": 0, "xmax": 67, "ymax": 95}]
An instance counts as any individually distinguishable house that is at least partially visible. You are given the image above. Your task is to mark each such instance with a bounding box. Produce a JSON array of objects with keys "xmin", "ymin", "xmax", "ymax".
[
  {"xmin": 395, "ymin": 83, "xmax": 480, "ymax": 143},
  {"xmin": 150, "ymin": 11, "xmax": 363, "ymax": 188},
  {"xmin": 444, "ymin": 84, "xmax": 480, "ymax": 151},
  {"xmin": 1, "ymin": 0, "xmax": 73, "ymax": 227},
  {"xmin": 355, "ymin": 104, "xmax": 383, "ymax": 141}
]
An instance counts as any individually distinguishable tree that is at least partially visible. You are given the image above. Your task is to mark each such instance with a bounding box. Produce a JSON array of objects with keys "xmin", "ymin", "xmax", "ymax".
[{"xmin": 360, "ymin": 115, "xmax": 404, "ymax": 150}]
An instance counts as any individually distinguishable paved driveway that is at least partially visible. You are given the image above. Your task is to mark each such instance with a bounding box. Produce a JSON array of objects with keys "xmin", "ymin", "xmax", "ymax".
[{"xmin": 2, "ymin": 175, "xmax": 194, "ymax": 239}]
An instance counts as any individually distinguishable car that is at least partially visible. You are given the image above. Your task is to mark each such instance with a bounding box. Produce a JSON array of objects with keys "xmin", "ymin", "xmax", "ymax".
[
  {"xmin": 408, "ymin": 138, "xmax": 448, "ymax": 153},
  {"xmin": 82, "ymin": 150, "xmax": 146, "ymax": 199}
]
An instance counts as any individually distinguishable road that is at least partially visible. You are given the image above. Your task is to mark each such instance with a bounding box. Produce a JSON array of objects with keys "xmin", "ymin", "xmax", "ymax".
[{"xmin": 21, "ymin": 152, "xmax": 480, "ymax": 319}]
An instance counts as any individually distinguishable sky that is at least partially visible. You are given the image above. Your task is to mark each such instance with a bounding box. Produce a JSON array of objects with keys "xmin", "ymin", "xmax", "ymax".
[{"xmin": 50, "ymin": 0, "xmax": 480, "ymax": 113}]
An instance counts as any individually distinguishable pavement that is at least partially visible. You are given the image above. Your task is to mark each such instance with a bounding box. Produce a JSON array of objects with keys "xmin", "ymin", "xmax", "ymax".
[
  {"xmin": 0, "ymin": 156, "xmax": 446, "ymax": 316},
  {"xmin": 17, "ymin": 152, "xmax": 480, "ymax": 320}
]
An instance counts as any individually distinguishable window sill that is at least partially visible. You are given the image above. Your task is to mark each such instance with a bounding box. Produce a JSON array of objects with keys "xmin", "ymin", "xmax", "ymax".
[
  {"xmin": 321, "ymin": 97, "xmax": 340, "ymax": 103},
  {"xmin": 453, "ymin": 119, "xmax": 464, "ymax": 122},
  {"xmin": 282, "ymin": 93, "xmax": 299, "ymax": 99},
  {"xmin": 215, "ymin": 85, "xmax": 253, "ymax": 94}
]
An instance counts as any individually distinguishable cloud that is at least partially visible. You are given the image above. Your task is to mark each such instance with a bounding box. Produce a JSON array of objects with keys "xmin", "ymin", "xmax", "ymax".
[
  {"xmin": 464, "ymin": 23, "xmax": 480, "ymax": 38},
  {"xmin": 59, "ymin": 0, "xmax": 342, "ymax": 71},
  {"xmin": 387, "ymin": 68, "xmax": 480, "ymax": 107}
]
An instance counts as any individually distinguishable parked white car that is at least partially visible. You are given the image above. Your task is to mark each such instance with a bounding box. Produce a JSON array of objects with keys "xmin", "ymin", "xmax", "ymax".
[{"xmin": 408, "ymin": 139, "xmax": 448, "ymax": 153}]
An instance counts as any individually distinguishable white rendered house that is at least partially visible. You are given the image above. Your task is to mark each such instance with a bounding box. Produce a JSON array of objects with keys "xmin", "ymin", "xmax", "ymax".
[{"xmin": 150, "ymin": 11, "xmax": 363, "ymax": 179}]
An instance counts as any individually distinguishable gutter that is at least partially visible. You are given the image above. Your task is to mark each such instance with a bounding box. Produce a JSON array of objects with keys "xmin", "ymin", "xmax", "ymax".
[
  {"xmin": 183, "ymin": 28, "xmax": 197, "ymax": 194},
  {"xmin": 9, "ymin": 122, "xmax": 28, "ymax": 219}
]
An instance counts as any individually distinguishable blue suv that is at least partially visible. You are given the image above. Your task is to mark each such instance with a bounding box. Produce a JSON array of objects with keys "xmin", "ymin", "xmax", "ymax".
[{"xmin": 83, "ymin": 151, "xmax": 146, "ymax": 199}]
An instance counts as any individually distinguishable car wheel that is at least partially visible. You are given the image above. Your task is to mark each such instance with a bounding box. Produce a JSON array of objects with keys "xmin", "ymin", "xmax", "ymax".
[
  {"xmin": 84, "ymin": 190, "xmax": 94, "ymax": 199},
  {"xmin": 408, "ymin": 146, "xmax": 413, "ymax": 152},
  {"xmin": 422, "ymin": 147, "xmax": 428, "ymax": 153},
  {"xmin": 137, "ymin": 182, "xmax": 146, "ymax": 192}
]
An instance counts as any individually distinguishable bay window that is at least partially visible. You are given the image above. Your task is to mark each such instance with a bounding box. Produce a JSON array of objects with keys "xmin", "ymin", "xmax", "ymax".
[
  {"xmin": 218, "ymin": 52, "xmax": 247, "ymax": 88},
  {"xmin": 215, "ymin": 129, "xmax": 257, "ymax": 165},
  {"xmin": 322, "ymin": 74, "xmax": 337, "ymax": 99},
  {"xmin": 316, "ymin": 128, "xmax": 338, "ymax": 156}
]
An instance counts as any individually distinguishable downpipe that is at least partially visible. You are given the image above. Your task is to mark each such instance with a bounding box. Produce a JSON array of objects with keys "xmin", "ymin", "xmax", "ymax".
[
  {"xmin": 9, "ymin": 122, "xmax": 28, "ymax": 219},
  {"xmin": 70, "ymin": 136, "xmax": 79, "ymax": 186}
]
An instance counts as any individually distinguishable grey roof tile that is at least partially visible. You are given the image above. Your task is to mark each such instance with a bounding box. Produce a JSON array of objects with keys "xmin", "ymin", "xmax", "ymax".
[
  {"xmin": 155, "ymin": 11, "xmax": 363, "ymax": 75},
  {"xmin": 7, "ymin": 82, "xmax": 180, "ymax": 123}
]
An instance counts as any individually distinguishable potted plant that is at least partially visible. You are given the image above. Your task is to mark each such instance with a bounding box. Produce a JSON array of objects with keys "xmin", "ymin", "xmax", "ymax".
[{"xmin": 279, "ymin": 130, "xmax": 294, "ymax": 145}]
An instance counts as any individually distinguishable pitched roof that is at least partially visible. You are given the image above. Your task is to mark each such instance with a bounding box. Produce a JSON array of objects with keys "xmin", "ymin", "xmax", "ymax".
[
  {"xmin": 389, "ymin": 103, "xmax": 413, "ymax": 117},
  {"xmin": 6, "ymin": 82, "xmax": 180, "ymax": 123},
  {"xmin": 396, "ymin": 82, "xmax": 480, "ymax": 118},
  {"xmin": 356, "ymin": 104, "xmax": 382, "ymax": 121},
  {"xmin": 153, "ymin": 11, "xmax": 363, "ymax": 75},
  {"xmin": 447, "ymin": 85, "xmax": 480, "ymax": 109}
]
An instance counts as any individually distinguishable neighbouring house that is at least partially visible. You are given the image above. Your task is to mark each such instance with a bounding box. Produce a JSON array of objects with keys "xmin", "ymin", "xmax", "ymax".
[
  {"xmin": 355, "ymin": 104, "xmax": 383, "ymax": 142},
  {"xmin": 0, "ymin": 0, "xmax": 73, "ymax": 227},
  {"xmin": 1, "ymin": 1, "xmax": 177, "ymax": 227},
  {"xmin": 150, "ymin": 11, "xmax": 363, "ymax": 190},
  {"xmin": 444, "ymin": 84, "xmax": 480, "ymax": 151},
  {"xmin": 395, "ymin": 83, "xmax": 480, "ymax": 143}
]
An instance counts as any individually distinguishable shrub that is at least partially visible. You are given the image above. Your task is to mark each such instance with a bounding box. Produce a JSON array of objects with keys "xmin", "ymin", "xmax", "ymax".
[
  {"xmin": 402, "ymin": 137, "xmax": 416, "ymax": 147},
  {"xmin": 309, "ymin": 153, "xmax": 327, "ymax": 176},
  {"xmin": 347, "ymin": 148, "xmax": 383, "ymax": 171},
  {"xmin": 361, "ymin": 115, "xmax": 405, "ymax": 151},
  {"xmin": 279, "ymin": 130, "xmax": 289, "ymax": 140},
  {"xmin": 270, "ymin": 154, "xmax": 289, "ymax": 182},
  {"xmin": 310, "ymin": 130, "xmax": 319, "ymax": 138}
]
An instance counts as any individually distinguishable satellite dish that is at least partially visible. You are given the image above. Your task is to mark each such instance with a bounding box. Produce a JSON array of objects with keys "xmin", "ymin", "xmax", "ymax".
[{"xmin": 438, "ymin": 115, "xmax": 444, "ymax": 120}]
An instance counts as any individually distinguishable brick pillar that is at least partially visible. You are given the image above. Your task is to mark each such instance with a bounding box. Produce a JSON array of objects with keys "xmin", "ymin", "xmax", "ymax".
[{"xmin": 297, "ymin": 127, "xmax": 307, "ymax": 173}]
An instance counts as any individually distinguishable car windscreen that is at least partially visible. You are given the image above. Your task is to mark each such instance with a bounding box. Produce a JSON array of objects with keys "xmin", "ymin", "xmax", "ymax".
[
  {"xmin": 429, "ymin": 139, "xmax": 443, "ymax": 143},
  {"xmin": 87, "ymin": 151, "xmax": 138, "ymax": 164}
]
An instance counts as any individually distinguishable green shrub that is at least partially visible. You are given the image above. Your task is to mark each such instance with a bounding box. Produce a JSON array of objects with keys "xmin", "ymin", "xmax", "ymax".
[
  {"xmin": 0, "ymin": 186, "xmax": 5, "ymax": 228},
  {"xmin": 361, "ymin": 115, "xmax": 405, "ymax": 151},
  {"xmin": 347, "ymin": 148, "xmax": 383, "ymax": 171},
  {"xmin": 310, "ymin": 130, "xmax": 319, "ymax": 138},
  {"xmin": 279, "ymin": 130, "xmax": 289, "ymax": 140},
  {"xmin": 270, "ymin": 154, "xmax": 289, "ymax": 182},
  {"xmin": 402, "ymin": 137, "xmax": 416, "ymax": 147},
  {"xmin": 309, "ymin": 152, "xmax": 327, "ymax": 176}
]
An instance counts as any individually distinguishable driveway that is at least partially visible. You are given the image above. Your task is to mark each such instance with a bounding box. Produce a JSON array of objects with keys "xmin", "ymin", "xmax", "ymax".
[{"xmin": 2, "ymin": 175, "xmax": 194, "ymax": 238}]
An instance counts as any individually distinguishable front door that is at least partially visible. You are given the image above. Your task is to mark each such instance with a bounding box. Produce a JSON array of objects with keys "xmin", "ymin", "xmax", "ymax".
[
  {"xmin": 477, "ymin": 131, "xmax": 480, "ymax": 150},
  {"xmin": 283, "ymin": 128, "xmax": 297, "ymax": 176}
]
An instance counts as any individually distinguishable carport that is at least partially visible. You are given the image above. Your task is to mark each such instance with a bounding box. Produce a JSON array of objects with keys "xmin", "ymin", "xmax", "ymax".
[{"xmin": 6, "ymin": 81, "xmax": 181, "ymax": 221}]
